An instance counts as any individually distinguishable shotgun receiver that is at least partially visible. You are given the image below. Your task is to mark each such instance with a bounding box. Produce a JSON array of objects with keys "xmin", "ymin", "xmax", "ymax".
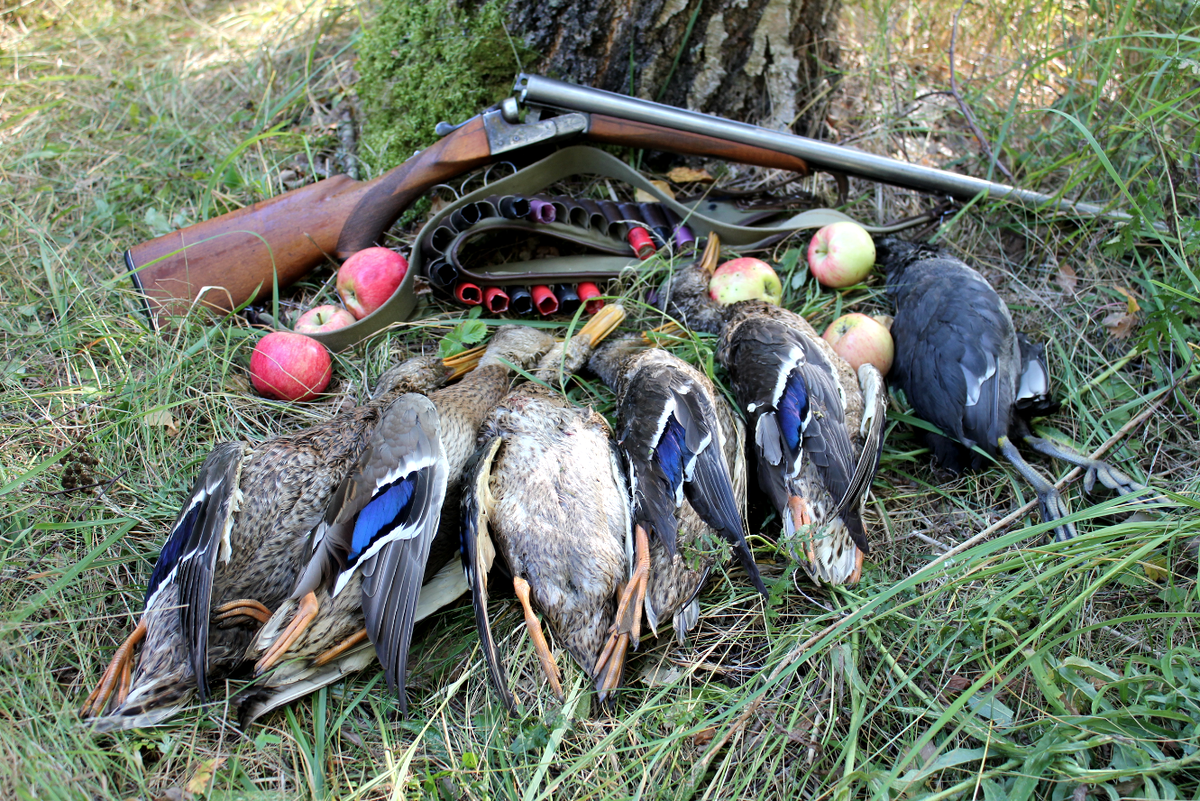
[{"xmin": 127, "ymin": 72, "xmax": 1126, "ymax": 329}]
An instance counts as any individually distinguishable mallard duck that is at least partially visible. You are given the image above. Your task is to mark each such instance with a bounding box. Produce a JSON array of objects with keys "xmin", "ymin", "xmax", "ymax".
[
  {"xmin": 877, "ymin": 237, "xmax": 1148, "ymax": 540},
  {"xmin": 240, "ymin": 326, "xmax": 558, "ymax": 720},
  {"xmin": 659, "ymin": 242, "xmax": 888, "ymax": 585},
  {"xmin": 586, "ymin": 336, "xmax": 765, "ymax": 665},
  {"xmin": 81, "ymin": 353, "xmax": 475, "ymax": 731},
  {"xmin": 461, "ymin": 305, "xmax": 631, "ymax": 711}
]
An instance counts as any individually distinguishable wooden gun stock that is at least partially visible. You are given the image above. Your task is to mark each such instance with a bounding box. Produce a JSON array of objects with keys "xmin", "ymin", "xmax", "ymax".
[{"xmin": 127, "ymin": 116, "xmax": 490, "ymax": 327}]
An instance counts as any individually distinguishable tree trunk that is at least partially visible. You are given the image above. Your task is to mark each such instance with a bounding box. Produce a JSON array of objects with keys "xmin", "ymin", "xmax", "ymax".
[{"xmin": 491, "ymin": 0, "xmax": 840, "ymax": 139}]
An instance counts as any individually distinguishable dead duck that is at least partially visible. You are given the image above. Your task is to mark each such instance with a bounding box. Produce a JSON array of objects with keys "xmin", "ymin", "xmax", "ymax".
[
  {"xmin": 585, "ymin": 335, "xmax": 765, "ymax": 664},
  {"xmin": 877, "ymin": 237, "xmax": 1147, "ymax": 540},
  {"xmin": 460, "ymin": 305, "xmax": 631, "ymax": 711},
  {"xmin": 80, "ymin": 353, "xmax": 477, "ymax": 731},
  {"xmin": 659, "ymin": 243, "xmax": 888, "ymax": 585},
  {"xmin": 241, "ymin": 326, "xmax": 557, "ymax": 720}
]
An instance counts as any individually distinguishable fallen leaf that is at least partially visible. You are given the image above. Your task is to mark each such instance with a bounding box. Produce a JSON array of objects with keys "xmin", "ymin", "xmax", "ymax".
[
  {"xmin": 144, "ymin": 410, "xmax": 179, "ymax": 437},
  {"xmin": 666, "ymin": 166, "xmax": 713, "ymax": 184},
  {"xmin": 185, "ymin": 757, "xmax": 225, "ymax": 795},
  {"xmin": 635, "ymin": 180, "xmax": 675, "ymax": 203},
  {"xmin": 1114, "ymin": 286, "xmax": 1141, "ymax": 313},
  {"xmin": 692, "ymin": 727, "xmax": 715, "ymax": 746},
  {"xmin": 1143, "ymin": 556, "xmax": 1171, "ymax": 582},
  {"xmin": 1056, "ymin": 261, "xmax": 1078, "ymax": 294},
  {"xmin": 1102, "ymin": 311, "xmax": 1137, "ymax": 339},
  {"xmin": 945, "ymin": 675, "xmax": 971, "ymax": 693},
  {"xmin": 155, "ymin": 790, "xmax": 193, "ymax": 801},
  {"xmin": 638, "ymin": 663, "xmax": 684, "ymax": 687}
]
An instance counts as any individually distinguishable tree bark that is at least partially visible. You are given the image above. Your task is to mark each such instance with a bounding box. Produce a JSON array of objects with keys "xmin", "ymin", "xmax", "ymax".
[{"xmin": 488, "ymin": 0, "xmax": 840, "ymax": 139}]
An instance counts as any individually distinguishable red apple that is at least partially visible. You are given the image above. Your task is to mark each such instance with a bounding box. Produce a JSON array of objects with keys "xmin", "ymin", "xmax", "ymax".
[
  {"xmin": 337, "ymin": 247, "xmax": 408, "ymax": 319},
  {"xmin": 822, "ymin": 312, "xmax": 894, "ymax": 375},
  {"xmin": 294, "ymin": 305, "xmax": 356, "ymax": 334},
  {"xmin": 709, "ymin": 257, "xmax": 784, "ymax": 305},
  {"xmin": 807, "ymin": 222, "xmax": 876, "ymax": 289},
  {"xmin": 249, "ymin": 331, "xmax": 332, "ymax": 402}
]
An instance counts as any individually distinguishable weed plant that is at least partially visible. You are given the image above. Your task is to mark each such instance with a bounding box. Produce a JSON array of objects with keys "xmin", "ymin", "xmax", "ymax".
[{"xmin": 1, "ymin": 1, "xmax": 1197, "ymax": 799}]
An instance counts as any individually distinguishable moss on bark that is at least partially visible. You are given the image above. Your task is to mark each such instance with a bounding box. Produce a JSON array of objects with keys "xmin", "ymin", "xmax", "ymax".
[{"xmin": 356, "ymin": 0, "xmax": 526, "ymax": 173}]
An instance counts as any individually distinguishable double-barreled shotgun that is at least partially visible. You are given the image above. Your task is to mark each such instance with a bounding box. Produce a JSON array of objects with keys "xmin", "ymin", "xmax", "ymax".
[{"xmin": 127, "ymin": 72, "xmax": 1138, "ymax": 328}]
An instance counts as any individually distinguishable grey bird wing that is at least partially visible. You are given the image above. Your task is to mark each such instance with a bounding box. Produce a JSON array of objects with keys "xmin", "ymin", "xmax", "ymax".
[
  {"xmin": 293, "ymin": 394, "xmax": 448, "ymax": 709},
  {"xmin": 459, "ymin": 436, "xmax": 516, "ymax": 713},
  {"xmin": 147, "ymin": 441, "xmax": 247, "ymax": 701},
  {"xmin": 888, "ymin": 259, "xmax": 1016, "ymax": 461}
]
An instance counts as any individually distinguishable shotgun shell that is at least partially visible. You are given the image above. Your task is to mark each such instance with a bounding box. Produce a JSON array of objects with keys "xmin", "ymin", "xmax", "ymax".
[
  {"xmin": 531, "ymin": 285, "xmax": 559, "ymax": 316},
  {"xmin": 427, "ymin": 224, "xmax": 457, "ymax": 255},
  {"xmin": 455, "ymin": 283, "xmax": 483, "ymax": 306},
  {"xmin": 483, "ymin": 286, "xmax": 510, "ymax": 314},
  {"xmin": 638, "ymin": 202, "xmax": 672, "ymax": 247},
  {"xmin": 577, "ymin": 282, "xmax": 604, "ymax": 314},
  {"xmin": 554, "ymin": 284, "xmax": 581, "ymax": 315},
  {"xmin": 508, "ymin": 286, "xmax": 534, "ymax": 315},
  {"xmin": 427, "ymin": 259, "xmax": 459, "ymax": 290},
  {"xmin": 528, "ymin": 199, "xmax": 556, "ymax": 224},
  {"xmin": 673, "ymin": 225, "xmax": 696, "ymax": 250},
  {"xmin": 449, "ymin": 204, "xmax": 483, "ymax": 231},
  {"xmin": 498, "ymin": 195, "xmax": 531, "ymax": 219},
  {"xmin": 627, "ymin": 226, "xmax": 656, "ymax": 259}
]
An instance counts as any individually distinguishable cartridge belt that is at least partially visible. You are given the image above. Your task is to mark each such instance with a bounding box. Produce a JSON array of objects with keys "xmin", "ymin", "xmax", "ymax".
[{"xmin": 312, "ymin": 146, "xmax": 915, "ymax": 349}]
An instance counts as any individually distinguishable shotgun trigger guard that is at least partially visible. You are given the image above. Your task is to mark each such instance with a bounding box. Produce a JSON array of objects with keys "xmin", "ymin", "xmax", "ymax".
[{"xmin": 482, "ymin": 108, "xmax": 587, "ymax": 156}]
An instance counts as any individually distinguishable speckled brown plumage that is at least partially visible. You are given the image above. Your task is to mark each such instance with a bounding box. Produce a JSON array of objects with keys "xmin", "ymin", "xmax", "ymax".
[
  {"xmin": 238, "ymin": 327, "xmax": 555, "ymax": 722},
  {"xmin": 84, "ymin": 356, "xmax": 455, "ymax": 731},
  {"xmin": 473, "ymin": 383, "xmax": 629, "ymax": 676},
  {"xmin": 460, "ymin": 305, "xmax": 631, "ymax": 711}
]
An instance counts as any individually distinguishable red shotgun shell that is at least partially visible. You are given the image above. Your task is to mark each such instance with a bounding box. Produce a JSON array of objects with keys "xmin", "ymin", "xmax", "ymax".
[{"xmin": 531, "ymin": 285, "xmax": 559, "ymax": 316}]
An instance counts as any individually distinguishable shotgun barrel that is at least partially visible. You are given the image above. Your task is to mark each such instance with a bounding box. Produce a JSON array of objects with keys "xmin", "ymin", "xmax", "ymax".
[{"xmin": 516, "ymin": 74, "xmax": 1129, "ymax": 223}]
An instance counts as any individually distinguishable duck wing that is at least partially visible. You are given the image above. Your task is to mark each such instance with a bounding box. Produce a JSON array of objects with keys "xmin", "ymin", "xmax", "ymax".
[
  {"xmin": 459, "ymin": 435, "xmax": 516, "ymax": 713},
  {"xmin": 291, "ymin": 394, "xmax": 448, "ymax": 707},
  {"xmin": 618, "ymin": 356, "xmax": 765, "ymax": 595},
  {"xmin": 888, "ymin": 258, "xmax": 1016, "ymax": 465},
  {"xmin": 840, "ymin": 364, "xmax": 888, "ymax": 520},
  {"xmin": 725, "ymin": 318, "xmax": 861, "ymax": 549},
  {"xmin": 145, "ymin": 441, "xmax": 246, "ymax": 701}
]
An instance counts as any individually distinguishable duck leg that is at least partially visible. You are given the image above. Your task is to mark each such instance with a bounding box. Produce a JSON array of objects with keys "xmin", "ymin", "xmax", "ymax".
[
  {"xmin": 595, "ymin": 524, "xmax": 652, "ymax": 702},
  {"xmin": 997, "ymin": 436, "xmax": 1077, "ymax": 542},
  {"xmin": 212, "ymin": 598, "xmax": 273, "ymax": 628},
  {"xmin": 312, "ymin": 628, "xmax": 369, "ymax": 667},
  {"xmin": 787, "ymin": 495, "xmax": 814, "ymax": 562},
  {"xmin": 1021, "ymin": 435, "xmax": 1149, "ymax": 497},
  {"xmin": 255, "ymin": 592, "xmax": 320, "ymax": 673},
  {"xmin": 81, "ymin": 619, "xmax": 146, "ymax": 717},
  {"xmin": 513, "ymin": 576, "xmax": 563, "ymax": 700}
]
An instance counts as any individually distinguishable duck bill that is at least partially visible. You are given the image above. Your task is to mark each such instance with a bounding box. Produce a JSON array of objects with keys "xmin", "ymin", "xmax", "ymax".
[
  {"xmin": 698, "ymin": 232, "xmax": 721, "ymax": 279},
  {"xmin": 576, "ymin": 302, "xmax": 626, "ymax": 347},
  {"xmin": 442, "ymin": 344, "xmax": 487, "ymax": 380}
]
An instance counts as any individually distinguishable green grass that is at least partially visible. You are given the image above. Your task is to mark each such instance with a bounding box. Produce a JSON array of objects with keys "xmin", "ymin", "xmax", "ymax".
[{"xmin": 1, "ymin": 0, "xmax": 1198, "ymax": 799}]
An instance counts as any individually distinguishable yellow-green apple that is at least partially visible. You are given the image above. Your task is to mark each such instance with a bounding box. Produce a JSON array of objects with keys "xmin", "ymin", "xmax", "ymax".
[
  {"xmin": 294, "ymin": 305, "xmax": 356, "ymax": 334},
  {"xmin": 807, "ymin": 222, "xmax": 876, "ymax": 288},
  {"xmin": 337, "ymin": 247, "xmax": 408, "ymax": 319},
  {"xmin": 822, "ymin": 312, "xmax": 894, "ymax": 375},
  {"xmin": 250, "ymin": 331, "xmax": 332, "ymax": 402},
  {"xmin": 708, "ymin": 257, "xmax": 783, "ymax": 305}
]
